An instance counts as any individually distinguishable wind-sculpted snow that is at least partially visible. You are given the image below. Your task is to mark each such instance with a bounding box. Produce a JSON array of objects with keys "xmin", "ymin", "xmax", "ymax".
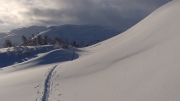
[
  {"xmin": 0, "ymin": 46, "xmax": 79, "ymax": 68},
  {"xmin": 0, "ymin": 46, "xmax": 54, "ymax": 68},
  {"xmin": 2, "ymin": 1, "xmax": 180, "ymax": 101}
]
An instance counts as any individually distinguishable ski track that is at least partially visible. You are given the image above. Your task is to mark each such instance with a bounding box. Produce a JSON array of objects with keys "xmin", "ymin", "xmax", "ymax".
[
  {"xmin": 41, "ymin": 49, "xmax": 76, "ymax": 101},
  {"xmin": 71, "ymin": 49, "xmax": 75, "ymax": 61},
  {"xmin": 41, "ymin": 65, "xmax": 58, "ymax": 101}
]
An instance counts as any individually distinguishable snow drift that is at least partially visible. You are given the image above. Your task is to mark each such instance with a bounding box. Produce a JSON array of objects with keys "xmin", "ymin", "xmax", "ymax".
[{"xmin": 1, "ymin": 0, "xmax": 180, "ymax": 101}]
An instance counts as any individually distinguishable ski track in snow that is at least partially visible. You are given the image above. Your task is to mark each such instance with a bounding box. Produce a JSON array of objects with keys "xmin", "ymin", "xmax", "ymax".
[
  {"xmin": 41, "ymin": 65, "xmax": 58, "ymax": 101},
  {"xmin": 40, "ymin": 49, "xmax": 75, "ymax": 101},
  {"xmin": 71, "ymin": 48, "xmax": 75, "ymax": 61}
]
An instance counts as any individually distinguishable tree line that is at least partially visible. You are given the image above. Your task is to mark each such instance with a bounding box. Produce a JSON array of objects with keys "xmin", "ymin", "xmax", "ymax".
[
  {"xmin": 3, "ymin": 34, "xmax": 80, "ymax": 57},
  {"xmin": 3, "ymin": 34, "xmax": 79, "ymax": 48}
]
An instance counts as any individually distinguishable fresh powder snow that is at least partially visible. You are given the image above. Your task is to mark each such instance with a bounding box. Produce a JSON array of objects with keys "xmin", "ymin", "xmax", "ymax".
[{"xmin": 1, "ymin": 0, "xmax": 180, "ymax": 101}]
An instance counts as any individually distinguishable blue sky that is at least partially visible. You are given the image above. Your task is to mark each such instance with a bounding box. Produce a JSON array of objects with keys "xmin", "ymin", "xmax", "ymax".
[{"xmin": 0, "ymin": 0, "xmax": 171, "ymax": 32}]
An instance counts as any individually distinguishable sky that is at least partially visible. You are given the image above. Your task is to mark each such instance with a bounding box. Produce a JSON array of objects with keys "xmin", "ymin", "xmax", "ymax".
[{"xmin": 0, "ymin": 0, "xmax": 171, "ymax": 32}]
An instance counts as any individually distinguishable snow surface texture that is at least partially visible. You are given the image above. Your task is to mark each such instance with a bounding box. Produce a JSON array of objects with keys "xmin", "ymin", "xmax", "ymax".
[
  {"xmin": 0, "ymin": 25, "xmax": 121, "ymax": 48},
  {"xmin": 1, "ymin": 0, "xmax": 180, "ymax": 101}
]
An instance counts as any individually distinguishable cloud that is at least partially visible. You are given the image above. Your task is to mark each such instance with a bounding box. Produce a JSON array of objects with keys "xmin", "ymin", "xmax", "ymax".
[{"xmin": 0, "ymin": 0, "xmax": 171, "ymax": 32}]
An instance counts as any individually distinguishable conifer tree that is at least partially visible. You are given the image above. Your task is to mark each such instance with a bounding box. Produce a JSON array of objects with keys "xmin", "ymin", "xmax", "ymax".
[
  {"xmin": 22, "ymin": 35, "xmax": 27, "ymax": 46},
  {"xmin": 3, "ymin": 39, "xmax": 12, "ymax": 48}
]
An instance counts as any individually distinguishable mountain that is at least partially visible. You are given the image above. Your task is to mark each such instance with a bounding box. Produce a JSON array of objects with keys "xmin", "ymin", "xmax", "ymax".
[
  {"xmin": 38, "ymin": 25, "xmax": 122, "ymax": 47},
  {"xmin": 0, "ymin": 25, "xmax": 122, "ymax": 48},
  {"xmin": 0, "ymin": 26, "xmax": 48, "ymax": 47},
  {"xmin": 1, "ymin": 0, "xmax": 180, "ymax": 101}
]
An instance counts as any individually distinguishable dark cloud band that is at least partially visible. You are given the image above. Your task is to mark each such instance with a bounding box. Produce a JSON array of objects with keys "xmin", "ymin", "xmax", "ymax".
[{"xmin": 0, "ymin": 0, "xmax": 172, "ymax": 32}]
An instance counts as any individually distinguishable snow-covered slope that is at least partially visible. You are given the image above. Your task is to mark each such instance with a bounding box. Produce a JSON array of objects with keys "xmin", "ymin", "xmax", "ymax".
[
  {"xmin": 0, "ymin": 46, "xmax": 55, "ymax": 68},
  {"xmin": 1, "ymin": 0, "xmax": 180, "ymax": 101}
]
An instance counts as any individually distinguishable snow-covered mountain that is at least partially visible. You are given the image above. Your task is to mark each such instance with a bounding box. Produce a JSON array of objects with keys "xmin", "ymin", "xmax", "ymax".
[
  {"xmin": 1, "ymin": 0, "xmax": 180, "ymax": 101},
  {"xmin": 38, "ymin": 25, "xmax": 122, "ymax": 47},
  {"xmin": 0, "ymin": 25, "xmax": 121, "ymax": 48},
  {"xmin": 0, "ymin": 26, "xmax": 48, "ymax": 47}
]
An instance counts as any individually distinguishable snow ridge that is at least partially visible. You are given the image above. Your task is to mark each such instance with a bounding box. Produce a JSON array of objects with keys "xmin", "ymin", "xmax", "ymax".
[{"xmin": 41, "ymin": 65, "xmax": 58, "ymax": 101}]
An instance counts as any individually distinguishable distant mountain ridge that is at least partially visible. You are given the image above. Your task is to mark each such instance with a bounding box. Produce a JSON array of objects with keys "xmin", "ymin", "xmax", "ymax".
[
  {"xmin": 0, "ymin": 25, "xmax": 122, "ymax": 48},
  {"xmin": 0, "ymin": 26, "xmax": 48, "ymax": 47}
]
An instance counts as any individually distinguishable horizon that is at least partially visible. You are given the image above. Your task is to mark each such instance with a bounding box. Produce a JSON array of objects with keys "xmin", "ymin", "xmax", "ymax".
[
  {"xmin": 0, "ymin": 0, "xmax": 171, "ymax": 33},
  {"xmin": 2, "ymin": 1, "xmax": 180, "ymax": 101}
]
